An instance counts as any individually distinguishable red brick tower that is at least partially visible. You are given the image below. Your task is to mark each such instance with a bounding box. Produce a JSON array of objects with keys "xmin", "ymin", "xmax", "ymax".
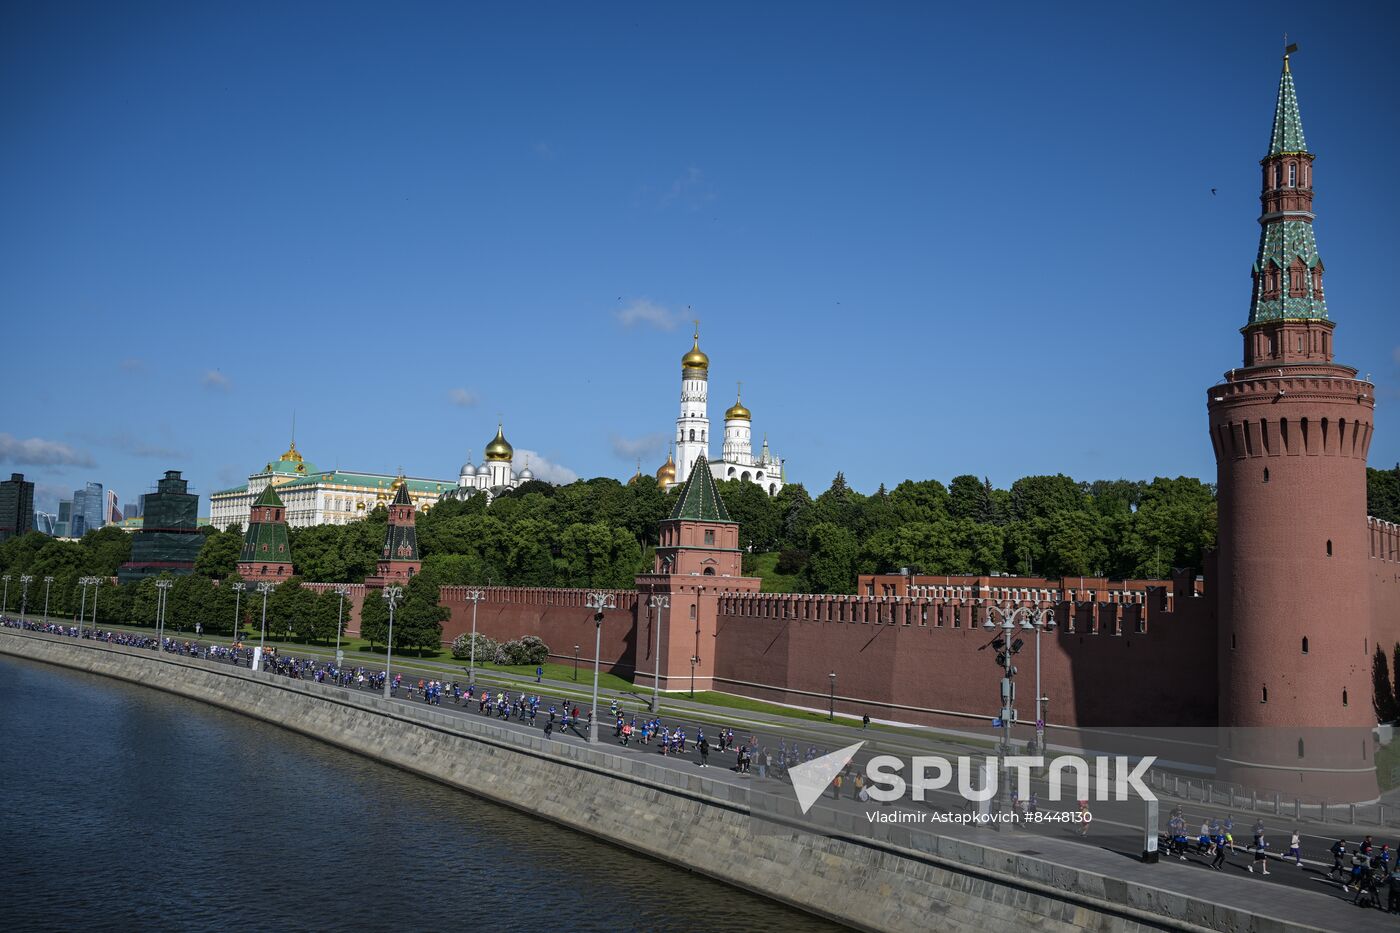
[
  {"xmin": 635, "ymin": 454, "xmax": 759, "ymax": 693},
  {"xmin": 366, "ymin": 476, "xmax": 421, "ymax": 585},
  {"xmin": 1209, "ymin": 51, "xmax": 1377, "ymax": 801}
]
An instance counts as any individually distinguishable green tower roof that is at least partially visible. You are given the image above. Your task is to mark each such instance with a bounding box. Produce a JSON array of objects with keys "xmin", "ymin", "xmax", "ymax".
[
  {"xmin": 668, "ymin": 454, "xmax": 733, "ymax": 522},
  {"xmin": 252, "ymin": 485, "xmax": 285, "ymax": 508},
  {"xmin": 1268, "ymin": 57, "xmax": 1309, "ymax": 156}
]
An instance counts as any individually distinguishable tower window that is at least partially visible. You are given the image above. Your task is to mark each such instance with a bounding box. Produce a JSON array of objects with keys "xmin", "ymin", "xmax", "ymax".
[
  {"xmin": 1231, "ymin": 633, "xmax": 1236, "ymax": 650},
  {"xmin": 689, "ymin": 430, "xmax": 695, "ymax": 441},
  {"xmin": 1301, "ymin": 636, "xmax": 1308, "ymax": 654},
  {"xmin": 1273, "ymin": 164, "xmax": 1281, "ymax": 188},
  {"xmin": 1298, "ymin": 739, "xmax": 1305, "ymax": 759},
  {"xmin": 1326, "ymin": 539, "xmax": 1333, "ymax": 557},
  {"xmin": 704, "ymin": 530, "xmax": 714, "ymax": 544},
  {"xmin": 1343, "ymin": 688, "xmax": 1349, "ymax": 707},
  {"xmin": 1263, "ymin": 467, "xmax": 1269, "ymax": 483},
  {"xmin": 1288, "ymin": 162, "xmax": 1297, "ymax": 187},
  {"xmin": 1261, "ymin": 685, "xmax": 1268, "ymax": 703}
]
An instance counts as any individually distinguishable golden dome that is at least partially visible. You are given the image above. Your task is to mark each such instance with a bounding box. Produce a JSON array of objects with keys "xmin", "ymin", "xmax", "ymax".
[
  {"xmin": 279, "ymin": 441, "xmax": 303, "ymax": 463},
  {"xmin": 681, "ymin": 325, "xmax": 708, "ymax": 371},
  {"xmin": 627, "ymin": 459, "xmax": 644, "ymax": 486},
  {"xmin": 389, "ymin": 473, "xmax": 406, "ymax": 493},
  {"xmin": 725, "ymin": 383, "xmax": 751, "ymax": 421},
  {"xmin": 484, "ymin": 423, "xmax": 514, "ymax": 462},
  {"xmin": 655, "ymin": 450, "xmax": 677, "ymax": 485}
]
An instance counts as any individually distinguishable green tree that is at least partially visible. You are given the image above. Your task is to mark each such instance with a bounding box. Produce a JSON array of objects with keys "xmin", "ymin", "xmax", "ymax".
[
  {"xmin": 1044, "ymin": 511, "xmax": 1109, "ymax": 577},
  {"xmin": 1367, "ymin": 465, "xmax": 1400, "ymax": 523},
  {"xmin": 556, "ymin": 522, "xmax": 643, "ymax": 588},
  {"xmin": 948, "ymin": 475, "xmax": 991, "ymax": 523},
  {"xmin": 888, "ymin": 479, "xmax": 950, "ymax": 526},
  {"xmin": 1374, "ymin": 647, "xmax": 1400, "ymax": 722},
  {"xmin": 801, "ymin": 522, "xmax": 859, "ymax": 594},
  {"xmin": 1009, "ymin": 474, "xmax": 1086, "ymax": 522},
  {"xmin": 716, "ymin": 479, "xmax": 782, "ymax": 553},
  {"xmin": 194, "ymin": 527, "xmax": 244, "ymax": 578}
]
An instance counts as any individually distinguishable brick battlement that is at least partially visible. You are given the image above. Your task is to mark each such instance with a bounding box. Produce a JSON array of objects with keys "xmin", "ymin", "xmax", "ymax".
[
  {"xmin": 440, "ymin": 585, "xmax": 639, "ymax": 611},
  {"xmin": 1210, "ymin": 402, "xmax": 1373, "ymax": 461},
  {"xmin": 1372, "ymin": 516, "xmax": 1400, "ymax": 563}
]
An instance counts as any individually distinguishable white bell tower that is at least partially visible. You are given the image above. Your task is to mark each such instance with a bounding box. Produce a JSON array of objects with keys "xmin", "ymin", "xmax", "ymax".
[{"xmin": 675, "ymin": 322, "xmax": 710, "ymax": 484}]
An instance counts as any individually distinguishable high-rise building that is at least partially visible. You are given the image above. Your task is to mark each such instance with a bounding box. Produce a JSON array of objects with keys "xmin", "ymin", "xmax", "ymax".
[
  {"xmin": 69, "ymin": 482, "xmax": 104, "ymax": 537},
  {"xmin": 0, "ymin": 473, "xmax": 36, "ymax": 541},
  {"xmin": 122, "ymin": 501, "xmax": 142, "ymax": 520},
  {"xmin": 105, "ymin": 489, "xmax": 122, "ymax": 525},
  {"xmin": 33, "ymin": 512, "xmax": 56, "ymax": 536},
  {"xmin": 1207, "ymin": 52, "xmax": 1377, "ymax": 801},
  {"xmin": 117, "ymin": 471, "xmax": 204, "ymax": 583},
  {"xmin": 55, "ymin": 499, "xmax": 72, "ymax": 538}
]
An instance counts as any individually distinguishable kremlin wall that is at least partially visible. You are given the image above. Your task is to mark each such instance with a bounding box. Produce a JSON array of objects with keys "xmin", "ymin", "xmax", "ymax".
[{"xmin": 223, "ymin": 56, "xmax": 1399, "ymax": 802}]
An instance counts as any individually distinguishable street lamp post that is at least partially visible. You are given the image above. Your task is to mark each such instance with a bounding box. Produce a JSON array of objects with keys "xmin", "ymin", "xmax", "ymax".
[
  {"xmin": 77, "ymin": 577, "xmax": 92, "ymax": 635},
  {"xmin": 584, "ymin": 591, "xmax": 616, "ymax": 743},
  {"xmin": 90, "ymin": 578, "xmax": 102, "ymax": 629},
  {"xmin": 828, "ymin": 671, "xmax": 836, "ymax": 721},
  {"xmin": 20, "ymin": 575, "xmax": 33, "ymax": 621},
  {"xmin": 41, "ymin": 576, "xmax": 53, "ymax": 624},
  {"xmin": 983, "ymin": 601, "xmax": 1057, "ymax": 798},
  {"xmin": 647, "ymin": 593, "xmax": 669, "ymax": 714},
  {"xmin": 231, "ymin": 582, "xmax": 247, "ymax": 641},
  {"xmin": 689, "ymin": 655, "xmax": 699, "ymax": 699},
  {"xmin": 333, "ymin": 584, "xmax": 351, "ymax": 666},
  {"xmin": 155, "ymin": 579, "xmax": 173, "ymax": 648},
  {"xmin": 1, "ymin": 574, "xmax": 10, "ymax": 614},
  {"xmin": 573, "ymin": 644, "xmax": 580, "ymax": 681},
  {"xmin": 256, "ymin": 581, "xmax": 276, "ymax": 660},
  {"xmin": 464, "ymin": 588, "xmax": 484, "ymax": 685},
  {"xmin": 381, "ymin": 586, "xmax": 402, "ymax": 699}
]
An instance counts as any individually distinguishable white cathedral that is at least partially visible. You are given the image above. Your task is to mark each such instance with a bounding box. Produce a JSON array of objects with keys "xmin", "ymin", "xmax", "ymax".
[
  {"xmin": 442, "ymin": 423, "xmax": 534, "ymax": 501},
  {"xmin": 648, "ymin": 327, "xmax": 785, "ymax": 496}
]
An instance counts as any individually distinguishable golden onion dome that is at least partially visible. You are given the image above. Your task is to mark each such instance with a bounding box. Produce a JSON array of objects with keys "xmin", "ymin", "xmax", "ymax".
[
  {"xmin": 484, "ymin": 423, "xmax": 513, "ymax": 462},
  {"xmin": 627, "ymin": 460, "xmax": 644, "ymax": 486},
  {"xmin": 655, "ymin": 451, "xmax": 677, "ymax": 485},
  {"xmin": 279, "ymin": 441, "xmax": 303, "ymax": 463},
  {"xmin": 681, "ymin": 327, "xmax": 708, "ymax": 372},
  {"xmin": 725, "ymin": 383, "xmax": 751, "ymax": 421}
]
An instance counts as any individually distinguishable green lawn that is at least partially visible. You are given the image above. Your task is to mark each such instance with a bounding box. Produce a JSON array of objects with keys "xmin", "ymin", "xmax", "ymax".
[
  {"xmin": 1377, "ymin": 737, "xmax": 1400, "ymax": 791},
  {"xmin": 748, "ymin": 551, "xmax": 802, "ymax": 593}
]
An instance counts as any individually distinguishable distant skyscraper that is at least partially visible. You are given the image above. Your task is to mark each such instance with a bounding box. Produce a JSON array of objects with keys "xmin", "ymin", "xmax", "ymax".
[
  {"xmin": 69, "ymin": 482, "xmax": 104, "ymax": 537},
  {"xmin": 33, "ymin": 511, "xmax": 56, "ymax": 536},
  {"xmin": 122, "ymin": 500, "xmax": 142, "ymax": 520},
  {"xmin": 105, "ymin": 489, "xmax": 122, "ymax": 525},
  {"xmin": 55, "ymin": 499, "xmax": 72, "ymax": 538},
  {"xmin": 0, "ymin": 473, "xmax": 36, "ymax": 541}
]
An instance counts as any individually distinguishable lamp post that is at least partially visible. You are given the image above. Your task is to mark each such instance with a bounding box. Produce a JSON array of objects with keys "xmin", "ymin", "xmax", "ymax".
[
  {"xmin": 20, "ymin": 575, "xmax": 33, "ymax": 621},
  {"xmin": 333, "ymin": 584, "xmax": 351, "ymax": 666},
  {"xmin": 1, "ymin": 574, "xmax": 10, "ymax": 614},
  {"xmin": 231, "ymin": 582, "xmax": 247, "ymax": 641},
  {"xmin": 689, "ymin": 655, "xmax": 699, "ymax": 699},
  {"xmin": 647, "ymin": 593, "xmax": 669, "ymax": 714},
  {"xmin": 584, "ymin": 591, "xmax": 616, "ymax": 743},
  {"xmin": 464, "ymin": 588, "xmax": 484, "ymax": 685},
  {"xmin": 77, "ymin": 576, "xmax": 92, "ymax": 635},
  {"xmin": 983, "ymin": 601, "xmax": 1057, "ymax": 800},
  {"xmin": 256, "ymin": 581, "xmax": 276, "ymax": 658},
  {"xmin": 155, "ymin": 579, "xmax": 173, "ymax": 648},
  {"xmin": 573, "ymin": 644, "xmax": 580, "ymax": 681},
  {"xmin": 381, "ymin": 586, "xmax": 402, "ymax": 699},
  {"xmin": 828, "ymin": 670, "xmax": 836, "ymax": 721},
  {"xmin": 90, "ymin": 577, "xmax": 102, "ymax": 629},
  {"xmin": 41, "ymin": 576, "xmax": 53, "ymax": 624}
]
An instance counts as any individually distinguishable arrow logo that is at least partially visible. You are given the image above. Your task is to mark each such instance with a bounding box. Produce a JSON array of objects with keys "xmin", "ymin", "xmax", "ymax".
[{"xmin": 787, "ymin": 742, "xmax": 865, "ymax": 815}]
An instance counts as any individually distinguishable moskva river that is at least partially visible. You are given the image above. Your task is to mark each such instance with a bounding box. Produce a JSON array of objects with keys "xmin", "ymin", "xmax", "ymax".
[{"xmin": 0, "ymin": 655, "xmax": 840, "ymax": 932}]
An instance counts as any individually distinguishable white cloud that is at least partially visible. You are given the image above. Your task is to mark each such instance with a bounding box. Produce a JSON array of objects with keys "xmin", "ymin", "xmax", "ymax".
[
  {"xmin": 0, "ymin": 434, "xmax": 95, "ymax": 468},
  {"xmin": 119, "ymin": 358, "xmax": 145, "ymax": 373},
  {"xmin": 513, "ymin": 449, "xmax": 577, "ymax": 485},
  {"xmin": 103, "ymin": 432, "xmax": 186, "ymax": 460},
  {"xmin": 1392, "ymin": 345, "xmax": 1400, "ymax": 366},
  {"xmin": 610, "ymin": 432, "xmax": 668, "ymax": 461},
  {"xmin": 615, "ymin": 298, "xmax": 684, "ymax": 331},
  {"xmin": 201, "ymin": 369, "xmax": 231, "ymax": 391},
  {"xmin": 448, "ymin": 387, "xmax": 479, "ymax": 408}
]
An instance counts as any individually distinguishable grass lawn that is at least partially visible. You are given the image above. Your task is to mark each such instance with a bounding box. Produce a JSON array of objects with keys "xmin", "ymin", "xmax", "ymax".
[
  {"xmin": 1377, "ymin": 737, "xmax": 1400, "ymax": 791},
  {"xmin": 748, "ymin": 551, "xmax": 803, "ymax": 593}
]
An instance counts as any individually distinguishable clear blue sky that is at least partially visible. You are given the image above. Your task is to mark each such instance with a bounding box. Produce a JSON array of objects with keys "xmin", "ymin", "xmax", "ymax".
[{"xmin": 3, "ymin": 1, "xmax": 1397, "ymax": 513}]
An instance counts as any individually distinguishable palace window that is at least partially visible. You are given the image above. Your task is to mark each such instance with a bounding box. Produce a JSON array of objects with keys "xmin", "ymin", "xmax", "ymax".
[
  {"xmin": 1273, "ymin": 164, "xmax": 1281, "ymax": 187},
  {"xmin": 704, "ymin": 530, "xmax": 714, "ymax": 544},
  {"xmin": 1288, "ymin": 162, "xmax": 1297, "ymax": 187}
]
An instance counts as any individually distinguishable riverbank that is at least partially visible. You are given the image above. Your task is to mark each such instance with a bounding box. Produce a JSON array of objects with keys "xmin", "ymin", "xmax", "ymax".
[{"xmin": 0, "ymin": 627, "xmax": 1351, "ymax": 933}]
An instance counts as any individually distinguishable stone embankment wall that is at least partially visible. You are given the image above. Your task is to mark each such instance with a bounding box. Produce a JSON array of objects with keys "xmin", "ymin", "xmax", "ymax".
[{"xmin": 0, "ymin": 629, "xmax": 1301, "ymax": 933}]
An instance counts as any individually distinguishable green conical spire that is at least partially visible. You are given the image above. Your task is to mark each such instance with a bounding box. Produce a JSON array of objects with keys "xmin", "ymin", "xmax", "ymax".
[
  {"xmin": 668, "ymin": 454, "xmax": 733, "ymax": 522},
  {"xmin": 1268, "ymin": 55, "xmax": 1308, "ymax": 156}
]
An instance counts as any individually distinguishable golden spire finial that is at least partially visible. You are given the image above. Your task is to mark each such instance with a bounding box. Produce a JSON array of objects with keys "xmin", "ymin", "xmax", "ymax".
[{"xmin": 1283, "ymin": 35, "xmax": 1297, "ymax": 72}]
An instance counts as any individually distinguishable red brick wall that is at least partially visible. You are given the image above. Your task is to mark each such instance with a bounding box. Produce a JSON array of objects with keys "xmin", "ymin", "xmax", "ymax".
[
  {"xmin": 1371, "ymin": 518, "xmax": 1400, "ymax": 658},
  {"xmin": 440, "ymin": 586, "xmax": 640, "ymax": 675},
  {"xmin": 303, "ymin": 583, "xmax": 366, "ymax": 638}
]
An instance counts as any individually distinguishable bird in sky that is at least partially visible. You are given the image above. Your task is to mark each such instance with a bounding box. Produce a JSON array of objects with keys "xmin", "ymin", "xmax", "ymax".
[{"xmin": 1211, "ymin": 188, "xmax": 1218, "ymax": 195}]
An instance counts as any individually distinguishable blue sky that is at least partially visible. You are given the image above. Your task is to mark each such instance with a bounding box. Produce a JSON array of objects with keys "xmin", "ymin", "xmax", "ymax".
[{"xmin": 2, "ymin": 1, "xmax": 1397, "ymax": 513}]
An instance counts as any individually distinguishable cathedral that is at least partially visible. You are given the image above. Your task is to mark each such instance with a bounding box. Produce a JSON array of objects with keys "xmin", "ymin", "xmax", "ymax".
[
  {"xmin": 652, "ymin": 327, "xmax": 786, "ymax": 496},
  {"xmin": 441, "ymin": 422, "xmax": 534, "ymax": 502}
]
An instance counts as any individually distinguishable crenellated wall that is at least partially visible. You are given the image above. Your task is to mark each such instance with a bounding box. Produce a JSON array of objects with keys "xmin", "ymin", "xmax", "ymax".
[
  {"xmin": 439, "ymin": 586, "xmax": 640, "ymax": 675},
  {"xmin": 1371, "ymin": 517, "xmax": 1400, "ymax": 656}
]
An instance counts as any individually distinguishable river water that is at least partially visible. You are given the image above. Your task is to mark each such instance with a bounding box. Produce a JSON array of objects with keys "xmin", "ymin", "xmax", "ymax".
[{"xmin": 0, "ymin": 655, "xmax": 841, "ymax": 932}]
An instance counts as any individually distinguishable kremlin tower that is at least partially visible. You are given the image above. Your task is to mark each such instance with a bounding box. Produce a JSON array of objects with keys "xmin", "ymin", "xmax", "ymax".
[
  {"xmin": 237, "ymin": 485, "xmax": 294, "ymax": 579},
  {"xmin": 1208, "ymin": 51, "xmax": 1377, "ymax": 800},
  {"xmin": 367, "ymin": 476, "xmax": 422, "ymax": 585}
]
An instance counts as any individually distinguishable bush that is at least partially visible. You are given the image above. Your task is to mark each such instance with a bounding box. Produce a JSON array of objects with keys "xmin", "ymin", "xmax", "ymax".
[
  {"xmin": 494, "ymin": 636, "xmax": 550, "ymax": 666},
  {"xmin": 450, "ymin": 631, "xmax": 499, "ymax": 661}
]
